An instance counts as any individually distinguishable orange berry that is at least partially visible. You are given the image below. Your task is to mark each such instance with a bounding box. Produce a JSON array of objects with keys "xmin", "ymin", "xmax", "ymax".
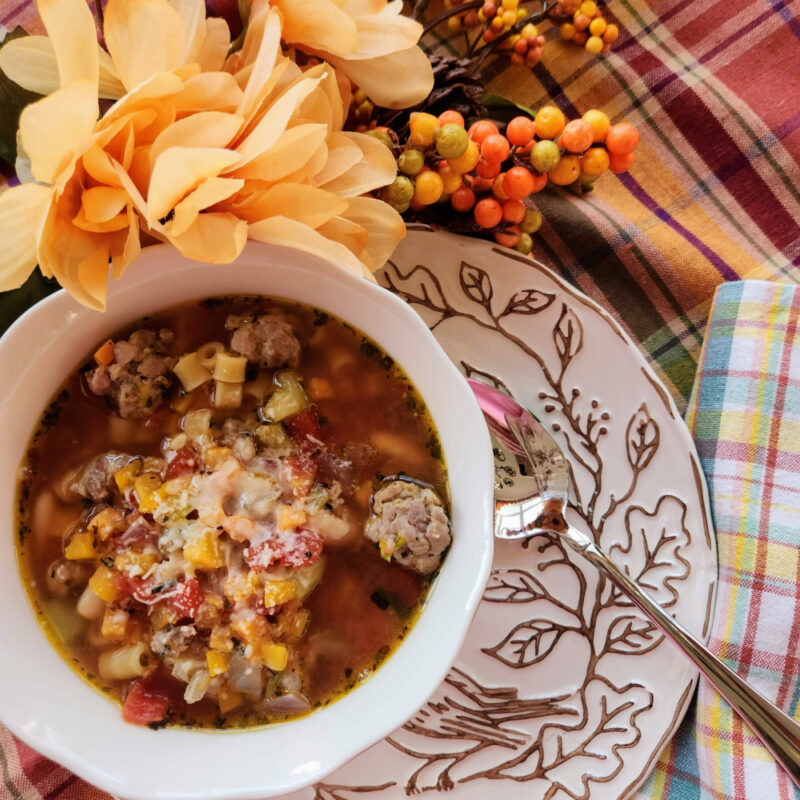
[
  {"xmin": 481, "ymin": 133, "xmax": 511, "ymax": 164},
  {"xmin": 573, "ymin": 12, "xmax": 591, "ymax": 30},
  {"xmin": 491, "ymin": 15, "xmax": 505, "ymax": 30},
  {"xmin": 492, "ymin": 173, "xmax": 509, "ymax": 201},
  {"xmin": 469, "ymin": 175, "xmax": 494, "ymax": 193},
  {"xmin": 502, "ymin": 166, "xmax": 537, "ymax": 199},
  {"xmin": 573, "ymin": 31, "xmax": 588, "ymax": 45},
  {"xmin": 579, "ymin": 0, "xmax": 597, "ymax": 15},
  {"xmin": 560, "ymin": 119, "xmax": 594, "ymax": 153},
  {"xmin": 413, "ymin": 168, "xmax": 444, "ymax": 205},
  {"xmin": 483, "ymin": 28, "xmax": 497, "ymax": 42},
  {"xmin": 447, "ymin": 139, "xmax": 481, "ymax": 174},
  {"xmin": 438, "ymin": 162, "xmax": 464, "ymax": 194},
  {"xmin": 609, "ymin": 151, "xmax": 635, "ymax": 172},
  {"xmin": 468, "ymin": 120, "xmax": 500, "ymax": 144},
  {"xmin": 495, "ymin": 225, "xmax": 522, "ymax": 248},
  {"xmin": 603, "ymin": 23, "xmax": 619, "ymax": 42},
  {"xmin": 530, "ymin": 172, "xmax": 548, "ymax": 193},
  {"xmin": 438, "ymin": 110, "xmax": 465, "ymax": 127},
  {"xmin": 582, "ymin": 109, "xmax": 610, "ymax": 142},
  {"xmin": 451, "ymin": 185, "xmax": 476, "ymax": 212},
  {"xmin": 560, "ymin": 22, "xmax": 576, "ymax": 39},
  {"xmin": 534, "ymin": 106, "xmax": 566, "ymax": 139},
  {"xmin": 579, "ymin": 147, "xmax": 610, "ymax": 175},
  {"xmin": 502, "ymin": 199, "xmax": 527, "ymax": 224},
  {"xmin": 476, "ymin": 158, "xmax": 502, "ymax": 178},
  {"xmin": 481, "ymin": 1, "xmax": 497, "ymax": 16},
  {"xmin": 547, "ymin": 154, "xmax": 581, "ymax": 185},
  {"xmin": 506, "ymin": 116, "xmax": 535, "ymax": 146},
  {"xmin": 474, "ymin": 197, "xmax": 503, "ymax": 228},
  {"xmin": 606, "ymin": 122, "xmax": 639, "ymax": 155}
]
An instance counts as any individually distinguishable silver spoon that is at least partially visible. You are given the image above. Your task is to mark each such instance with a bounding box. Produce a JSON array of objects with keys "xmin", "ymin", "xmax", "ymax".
[{"xmin": 468, "ymin": 378, "xmax": 800, "ymax": 790}]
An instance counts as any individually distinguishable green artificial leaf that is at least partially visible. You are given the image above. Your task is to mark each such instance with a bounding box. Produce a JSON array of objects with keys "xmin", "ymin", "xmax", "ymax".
[
  {"xmin": 478, "ymin": 93, "xmax": 537, "ymax": 119},
  {"xmin": 0, "ymin": 27, "xmax": 44, "ymax": 167},
  {"xmin": 0, "ymin": 269, "xmax": 60, "ymax": 336}
]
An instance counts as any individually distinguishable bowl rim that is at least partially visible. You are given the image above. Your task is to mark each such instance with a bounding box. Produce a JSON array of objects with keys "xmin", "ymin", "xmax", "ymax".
[{"xmin": 0, "ymin": 241, "xmax": 495, "ymax": 800}]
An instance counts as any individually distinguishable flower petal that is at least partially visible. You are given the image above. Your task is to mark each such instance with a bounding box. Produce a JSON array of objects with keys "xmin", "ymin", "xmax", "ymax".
[
  {"xmin": 248, "ymin": 216, "xmax": 367, "ymax": 276},
  {"xmin": 19, "ymin": 79, "xmax": 97, "ymax": 185},
  {"xmin": 38, "ymin": 0, "xmax": 98, "ymax": 89},
  {"xmin": 275, "ymin": 0, "xmax": 358, "ymax": 58},
  {"xmin": 340, "ymin": 195, "xmax": 404, "ymax": 269},
  {"xmin": 230, "ymin": 122, "xmax": 328, "ymax": 182},
  {"xmin": 0, "ymin": 36, "xmax": 61, "ymax": 96},
  {"xmin": 170, "ymin": 176, "xmax": 244, "ymax": 236},
  {"xmin": 317, "ymin": 130, "xmax": 396, "ymax": 196},
  {"xmin": 104, "ymin": 0, "xmax": 185, "ymax": 91},
  {"xmin": 316, "ymin": 215, "xmax": 368, "ymax": 257},
  {"xmin": 349, "ymin": 9, "xmax": 422, "ymax": 59},
  {"xmin": 150, "ymin": 112, "xmax": 243, "ymax": 165},
  {"xmin": 111, "ymin": 205, "xmax": 141, "ymax": 279},
  {"xmin": 236, "ymin": 5, "xmax": 282, "ymax": 122},
  {"xmin": 0, "ymin": 183, "xmax": 52, "ymax": 291},
  {"xmin": 168, "ymin": 0, "xmax": 205, "ymax": 64},
  {"xmin": 328, "ymin": 46, "xmax": 433, "ymax": 108},
  {"xmin": 311, "ymin": 131, "xmax": 362, "ymax": 185},
  {"xmin": 76, "ymin": 245, "xmax": 112, "ymax": 309},
  {"xmin": 82, "ymin": 186, "xmax": 129, "ymax": 223},
  {"xmin": 196, "ymin": 18, "xmax": 230, "ymax": 72},
  {"xmin": 231, "ymin": 184, "xmax": 348, "ymax": 228},
  {"xmin": 342, "ymin": 0, "xmax": 386, "ymax": 13},
  {"xmin": 147, "ymin": 146, "xmax": 240, "ymax": 223},
  {"xmin": 168, "ymin": 211, "xmax": 247, "ymax": 263},
  {"xmin": 100, "ymin": 71, "xmax": 184, "ymax": 129},
  {"xmin": 174, "ymin": 72, "xmax": 243, "ymax": 113}
]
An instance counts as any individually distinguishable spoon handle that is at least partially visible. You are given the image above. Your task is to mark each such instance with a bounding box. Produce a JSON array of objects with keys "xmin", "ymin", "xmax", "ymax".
[{"xmin": 564, "ymin": 525, "xmax": 800, "ymax": 790}]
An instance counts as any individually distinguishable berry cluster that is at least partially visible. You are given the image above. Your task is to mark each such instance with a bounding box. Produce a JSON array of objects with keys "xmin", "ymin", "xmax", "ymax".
[
  {"xmin": 509, "ymin": 23, "xmax": 547, "ymax": 67},
  {"xmin": 558, "ymin": 1, "xmax": 618, "ymax": 53},
  {"xmin": 377, "ymin": 107, "xmax": 639, "ymax": 255}
]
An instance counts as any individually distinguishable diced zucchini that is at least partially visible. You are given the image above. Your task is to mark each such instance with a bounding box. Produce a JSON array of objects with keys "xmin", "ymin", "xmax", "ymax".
[{"xmin": 262, "ymin": 372, "xmax": 308, "ymax": 422}]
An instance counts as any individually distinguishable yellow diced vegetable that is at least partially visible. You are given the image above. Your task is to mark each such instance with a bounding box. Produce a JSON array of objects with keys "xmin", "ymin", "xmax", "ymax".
[
  {"xmin": 204, "ymin": 446, "xmax": 232, "ymax": 469},
  {"xmin": 218, "ymin": 685, "xmax": 243, "ymax": 714},
  {"xmin": 210, "ymin": 625, "xmax": 233, "ymax": 652},
  {"xmin": 114, "ymin": 550, "xmax": 157, "ymax": 576},
  {"xmin": 94, "ymin": 339, "xmax": 115, "ymax": 367},
  {"xmin": 264, "ymin": 579, "xmax": 297, "ymax": 608},
  {"xmin": 283, "ymin": 608, "xmax": 309, "ymax": 639},
  {"xmin": 261, "ymin": 642, "xmax": 289, "ymax": 672},
  {"xmin": 206, "ymin": 649, "xmax": 229, "ymax": 677},
  {"xmin": 184, "ymin": 530, "xmax": 225, "ymax": 570},
  {"xmin": 64, "ymin": 531, "xmax": 96, "ymax": 560},
  {"xmin": 379, "ymin": 539, "xmax": 394, "ymax": 561},
  {"xmin": 171, "ymin": 392, "xmax": 194, "ymax": 414},
  {"xmin": 101, "ymin": 605, "xmax": 129, "ymax": 640},
  {"xmin": 134, "ymin": 473, "xmax": 162, "ymax": 513},
  {"xmin": 114, "ymin": 461, "xmax": 140, "ymax": 492},
  {"xmin": 88, "ymin": 565, "xmax": 118, "ymax": 603},
  {"xmin": 88, "ymin": 507, "xmax": 125, "ymax": 541},
  {"xmin": 263, "ymin": 372, "xmax": 308, "ymax": 422},
  {"xmin": 255, "ymin": 424, "xmax": 290, "ymax": 450},
  {"xmin": 308, "ymin": 377, "xmax": 334, "ymax": 401},
  {"xmin": 149, "ymin": 603, "xmax": 179, "ymax": 631},
  {"xmin": 277, "ymin": 504, "xmax": 307, "ymax": 531}
]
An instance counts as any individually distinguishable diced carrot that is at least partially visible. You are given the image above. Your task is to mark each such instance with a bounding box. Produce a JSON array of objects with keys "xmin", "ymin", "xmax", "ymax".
[{"xmin": 94, "ymin": 339, "xmax": 115, "ymax": 366}]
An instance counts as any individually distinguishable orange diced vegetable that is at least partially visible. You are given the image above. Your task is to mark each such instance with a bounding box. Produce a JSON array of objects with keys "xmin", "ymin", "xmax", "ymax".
[
  {"xmin": 308, "ymin": 377, "xmax": 334, "ymax": 401},
  {"xmin": 218, "ymin": 685, "xmax": 243, "ymax": 714},
  {"xmin": 64, "ymin": 531, "xmax": 96, "ymax": 560},
  {"xmin": 277, "ymin": 504, "xmax": 307, "ymax": 530},
  {"xmin": 94, "ymin": 339, "xmax": 115, "ymax": 366},
  {"xmin": 89, "ymin": 565, "xmax": 118, "ymax": 603}
]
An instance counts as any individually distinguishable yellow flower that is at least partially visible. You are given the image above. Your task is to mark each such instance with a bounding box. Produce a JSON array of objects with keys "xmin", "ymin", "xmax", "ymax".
[
  {"xmin": 0, "ymin": 0, "xmax": 404, "ymax": 307},
  {"xmin": 271, "ymin": 0, "xmax": 434, "ymax": 109}
]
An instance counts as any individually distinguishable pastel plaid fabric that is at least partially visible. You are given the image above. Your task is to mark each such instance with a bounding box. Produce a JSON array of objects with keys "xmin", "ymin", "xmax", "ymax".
[
  {"xmin": 636, "ymin": 280, "xmax": 800, "ymax": 800},
  {"xmin": 1, "ymin": 0, "xmax": 800, "ymax": 797}
]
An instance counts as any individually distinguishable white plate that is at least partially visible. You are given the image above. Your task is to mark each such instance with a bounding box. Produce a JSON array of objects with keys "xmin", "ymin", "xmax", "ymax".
[{"xmin": 280, "ymin": 227, "xmax": 717, "ymax": 800}]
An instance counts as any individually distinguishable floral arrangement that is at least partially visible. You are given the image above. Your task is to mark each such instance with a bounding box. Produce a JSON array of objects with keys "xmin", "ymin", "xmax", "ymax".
[{"xmin": 0, "ymin": 0, "xmax": 638, "ymax": 309}]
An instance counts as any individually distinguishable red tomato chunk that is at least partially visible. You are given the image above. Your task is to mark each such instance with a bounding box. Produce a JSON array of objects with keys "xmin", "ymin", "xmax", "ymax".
[
  {"xmin": 165, "ymin": 446, "xmax": 199, "ymax": 480},
  {"xmin": 122, "ymin": 676, "xmax": 171, "ymax": 725}
]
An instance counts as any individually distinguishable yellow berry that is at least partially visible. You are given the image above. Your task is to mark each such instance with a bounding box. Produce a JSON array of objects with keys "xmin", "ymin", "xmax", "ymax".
[
  {"xmin": 439, "ymin": 164, "xmax": 463, "ymax": 194},
  {"xmin": 491, "ymin": 15, "xmax": 505, "ymax": 30},
  {"xmin": 582, "ymin": 109, "xmax": 611, "ymax": 142},
  {"xmin": 448, "ymin": 14, "xmax": 464, "ymax": 30},
  {"xmin": 534, "ymin": 105, "xmax": 566, "ymax": 139},
  {"xmin": 353, "ymin": 89, "xmax": 367, "ymax": 105},
  {"xmin": 580, "ymin": 0, "xmax": 597, "ymax": 15},
  {"xmin": 408, "ymin": 112, "xmax": 440, "ymax": 147},
  {"xmin": 501, "ymin": 0, "xmax": 517, "ymax": 8},
  {"xmin": 585, "ymin": 35, "xmax": 603, "ymax": 53},
  {"xmin": 589, "ymin": 16, "xmax": 606, "ymax": 35},
  {"xmin": 447, "ymin": 138, "xmax": 480, "ymax": 174},
  {"xmin": 502, "ymin": 9, "xmax": 517, "ymax": 26},
  {"xmin": 559, "ymin": 22, "xmax": 576, "ymax": 39},
  {"xmin": 547, "ymin": 154, "xmax": 581, "ymax": 185},
  {"xmin": 414, "ymin": 169, "xmax": 445, "ymax": 205},
  {"xmin": 517, "ymin": 7, "xmax": 527, "ymax": 20},
  {"xmin": 521, "ymin": 22, "xmax": 538, "ymax": 38}
]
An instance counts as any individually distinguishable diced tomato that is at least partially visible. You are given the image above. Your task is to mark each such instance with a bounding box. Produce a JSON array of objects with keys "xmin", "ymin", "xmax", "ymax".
[
  {"xmin": 167, "ymin": 578, "xmax": 204, "ymax": 619},
  {"xmin": 122, "ymin": 675, "xmax": 171, "ymax": 726},
  {"xmin": 283, "ymin": 453, "xmax": 317, "ymax": 496},
  {"xmin": 115, "ymin": 572, "xmax": 148, "ymax": 600},
  {"xmin": 285, "ymin": 407, "xmax": 326, "ymax": 455},
  {"xmin": 247, "ymin": 529, "xmax": 323, "ymax": 572},
  {"xmin": 165, "ymin": 446, "xmax": 199, "ymax": 480}
]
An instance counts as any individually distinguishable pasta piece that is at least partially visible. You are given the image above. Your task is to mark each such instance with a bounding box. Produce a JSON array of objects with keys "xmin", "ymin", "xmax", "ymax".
[
  {"xmin": 197, "ymin": 341, "xmax": 225, "ymax": 369},
  {"xmin": 213, "ymin": 352, "xmax": 247, "ymax": 383},
  {"xmin": 174, "ymin": 351, "xmax": 212, "ymax": 392},
  {"xmin": 98, "ymin": 642, "xmax": 150, "ymax": 681},
  {"xmin": 183, "ymin": 408, "xmax": 212, "ymax": 440},
  {"xmin": 213, "ymin": 380, "xmax": 243, "ymax": 408}
]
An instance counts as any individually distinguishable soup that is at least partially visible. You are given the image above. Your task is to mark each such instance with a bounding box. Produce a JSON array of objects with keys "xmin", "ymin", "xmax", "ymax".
[{"xmin": 16, "ymin": 296, "xmax": 449, "ymax": 729}]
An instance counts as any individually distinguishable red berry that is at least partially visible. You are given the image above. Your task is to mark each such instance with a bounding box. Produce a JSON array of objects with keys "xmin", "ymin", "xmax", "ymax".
[
  {"xmin": 438, "ymin": 109, "xmax": 465, "ymax": 127},
  {"xmin": 502, "ymin": 199, "xmax": 526, "ymax": 224},
  {"xmin": 451, "ymin": 185, "xmax": 476, "ymax": 212},
  {"xmin": 481, "ymin": 133, "xmax": 511, "ymax": 164},
  {"xmin": 506, "ymin": 116, "xmax": 535, "ymax": 146},
  {"xmin": 514, "ymin": 38, "xmax": 528, "ymax": 54},
  {"xmin": 482, "ymin": 1, "xmax": 497, "ymax": 17},
  {"xmin": 609, "ymin": 151, "xmax": 635, "ymax": 172},
  {"xmin": 476, "ymin": 158, "xmax": 502, "ymax": 178},
  {"xmin": 468, "ymin": 120, "xmax": 500, "ymax": 144},
  {"xmin": 606, "ymin": 123, "xmax": 639, "ymax": 155},
  {"xmin": 503, "ymin": 166, "xmax": 537, "ymax": 200},
  {"xmin": 560, "ymin": 119, "xmax": 594, "ymax": 153},
  {"xmin": 530, "ymin": 172, "xmax": 548, "ymax": 193},
  {"xmin": 474, "ymin": 197, "xmax": 503, "ymax": 228}
]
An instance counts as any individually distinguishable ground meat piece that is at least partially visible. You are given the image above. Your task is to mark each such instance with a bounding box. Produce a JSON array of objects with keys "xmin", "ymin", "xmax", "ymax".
[
  {"xmin": 69, "ymin": 452, "xmax": 133, "ymax": 502},
  {"xmin": 226, "ymin": 314, "xmax": 301, "ymax": 369},
  {"xmin": 86, "ymin": 328, "xmax": 176, "ymax": 419},
  {"xmin": 45, "ymin": 559, "xmax": 91, "ymax": 597},
  {"xmin": 365, "ymin": 480, "xmax": 450, "ymax": 575},
  {"xmin": 150, "ymin": 624, "xmax": 196, "ymax": 657}
]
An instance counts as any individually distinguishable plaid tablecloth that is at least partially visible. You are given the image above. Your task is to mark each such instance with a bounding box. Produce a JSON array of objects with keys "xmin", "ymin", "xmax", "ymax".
[{"xmin": 1, "ymin": 0, "xmax": 799, "ymax": 798}]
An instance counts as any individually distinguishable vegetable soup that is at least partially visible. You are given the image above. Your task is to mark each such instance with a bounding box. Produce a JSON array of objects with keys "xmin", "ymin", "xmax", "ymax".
[{"xmin": 16, "ymin": 296, "xmax": 449, "ymax": 729}]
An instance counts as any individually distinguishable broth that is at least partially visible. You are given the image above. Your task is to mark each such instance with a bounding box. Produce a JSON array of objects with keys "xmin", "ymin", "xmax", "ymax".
[{"xmin": 16, "ymin": 296, "xmax": 448, "ymax": 729}]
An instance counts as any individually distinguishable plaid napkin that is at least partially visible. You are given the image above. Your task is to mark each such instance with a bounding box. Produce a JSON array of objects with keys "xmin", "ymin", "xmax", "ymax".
[{"xmin": 637, "ymin": 280, "xmax": 800, "ymax": 800}]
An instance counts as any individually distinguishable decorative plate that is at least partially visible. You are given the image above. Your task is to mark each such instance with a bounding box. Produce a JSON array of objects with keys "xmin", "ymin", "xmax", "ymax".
[{"xmin": 294, "ymin": 227, "xmax": 716, "ymax": 800}]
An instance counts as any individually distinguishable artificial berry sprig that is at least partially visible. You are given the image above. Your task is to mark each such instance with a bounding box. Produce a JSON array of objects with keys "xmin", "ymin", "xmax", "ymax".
[
  {"xmin": 558, "ymin": 0, "xmax": 618, "ymax": 53},
  {"xmin": 375, "ymin": 107, "xmax": 639, "ymax": 255}
]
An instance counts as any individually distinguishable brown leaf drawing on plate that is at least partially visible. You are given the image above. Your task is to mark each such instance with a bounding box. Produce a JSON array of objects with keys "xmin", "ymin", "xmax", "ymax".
[
  {"xmin": 374, "ymin": 250, "xmax": 700, "ymax": 798},
  {"xmin": 312, "ymin": 784, "xmax": 397, "ymax": 800}
]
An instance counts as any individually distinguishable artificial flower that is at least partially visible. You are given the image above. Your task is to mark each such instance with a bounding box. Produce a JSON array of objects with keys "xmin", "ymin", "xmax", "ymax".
[
  {"xmin": 269, "ymin": 0, "xmax": 434, "ymax": 109},
  {"xmin": 0, "ymin": 0, "xmax": 404, "ymax": 309}
]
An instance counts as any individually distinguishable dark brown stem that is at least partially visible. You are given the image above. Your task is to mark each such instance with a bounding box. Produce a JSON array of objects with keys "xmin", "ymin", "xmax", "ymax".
[
  {"xmin": 421, "ymin": 0, "xmax": 483, "ymax": 37},
  {"xmin": 94, "ymin": 0, "xmax": 105, "ymax": 46}
]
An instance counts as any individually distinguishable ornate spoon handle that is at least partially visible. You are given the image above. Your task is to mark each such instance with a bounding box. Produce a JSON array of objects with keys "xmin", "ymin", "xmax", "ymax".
[{"xmin": 560, "ymin": 523, "xmax": 800, "ymax": 790}]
